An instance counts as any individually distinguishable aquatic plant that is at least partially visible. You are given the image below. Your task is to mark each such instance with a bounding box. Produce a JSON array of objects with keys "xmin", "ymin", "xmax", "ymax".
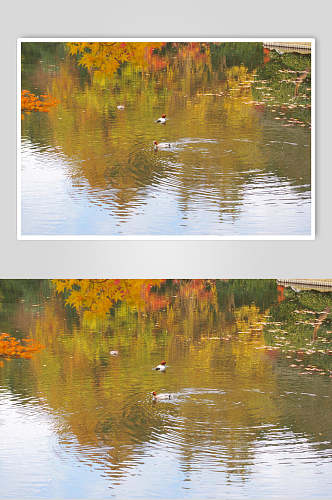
[{"xmin": 262, "ymin": 288, "xmax": 332, "ymax": 377}]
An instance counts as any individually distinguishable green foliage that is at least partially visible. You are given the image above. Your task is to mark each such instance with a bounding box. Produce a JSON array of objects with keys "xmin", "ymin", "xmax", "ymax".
[
  {"xmin": 265, "ymin": 287, "xmax": 332, "ymax": 374},
  {"xmin": 216, "ymin": 279, "xmax": 278, "ymax": 311},
  {"xmin": 210, "ymin": 42, "xmax": 263, "ymax": 72},
  {"xmin": 252, "ymin": 49, "xmax": 311, "ymax": 126},
  {"xmin": 0, "ymin": 279, "xmax": 50, "ymax": 303},
  {"xmin": 297, "ymin": 291, "xmax": 332, "ymax": 312}
]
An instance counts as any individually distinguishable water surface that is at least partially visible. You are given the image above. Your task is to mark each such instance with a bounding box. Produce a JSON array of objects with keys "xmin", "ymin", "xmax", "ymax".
[
  {"xmin": 0, "ymin": 280, "xmax": 331, "ymax": 499},
  {"xmin": 21, "ymin": 43, "xmax": 311, "ymax": 236}
]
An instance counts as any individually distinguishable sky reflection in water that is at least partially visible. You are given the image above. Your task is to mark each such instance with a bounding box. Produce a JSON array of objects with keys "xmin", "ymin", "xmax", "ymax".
[
  {"xmin": 1, "ymin": 280, "xmax": 331, "ymax": 499},
  {"xmin": 21, "ymin": 43, "xmax": 311, "ymax": 236}
]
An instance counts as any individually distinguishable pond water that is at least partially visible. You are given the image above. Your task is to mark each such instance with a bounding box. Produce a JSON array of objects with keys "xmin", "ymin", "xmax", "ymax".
[
  {"xmin": 20, "ymin": 43, "xmax": 312, "ymax": 236},
  {"xmin": 1, "ymin": 280, "xmax": 332, "ymax": 499}
]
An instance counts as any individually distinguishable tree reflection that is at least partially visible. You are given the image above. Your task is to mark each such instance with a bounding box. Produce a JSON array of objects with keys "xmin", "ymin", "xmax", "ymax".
[
  {"xmin": 21, "ymin": 42, "xmax": 311, "ymax": 230},
  {"xmin": 0, "ymin": 279, "xmax": 282, "ymax": 481},
  {"xmin": 1, "ymin": 279, "xmax": 332, "ymax": 485}
]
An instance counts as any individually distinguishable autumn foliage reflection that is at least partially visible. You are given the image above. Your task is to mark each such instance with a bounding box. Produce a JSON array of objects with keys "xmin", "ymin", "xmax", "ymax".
[
  {"xmin": 20, "ymin": 280, "xmax": 281, "ymax": 479},
  {"xmin": 21, "ymin": 42, "xmax": 311, "ymax": 234},
  {"xmin": 2, "ymin": 280, "xmax": 332, "ymax": 492}
]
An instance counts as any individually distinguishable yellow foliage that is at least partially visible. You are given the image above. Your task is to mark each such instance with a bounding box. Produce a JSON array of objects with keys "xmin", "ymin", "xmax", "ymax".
[
  {"xmin": 53, "ymin": 279, "xmax": 165, "ymax": 318},
  {"xmin": 66, "ymin": 42, "xmax": 165, "ymax": 78}
]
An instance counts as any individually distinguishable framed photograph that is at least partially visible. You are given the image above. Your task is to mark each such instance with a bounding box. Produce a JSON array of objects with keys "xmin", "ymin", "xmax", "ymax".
[{"xmin": 18, "ymin": 39, "xmax": 314, "ymax": 240}]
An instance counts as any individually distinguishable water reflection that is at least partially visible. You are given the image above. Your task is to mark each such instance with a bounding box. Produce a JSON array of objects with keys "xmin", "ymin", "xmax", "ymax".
[
  {"xmin": 0, "ymin": 280, "xmax": 332, "ymax": 498},
  {"xmin": 21, "ymin": 43, "xmax": 311, "ymax": 236}
]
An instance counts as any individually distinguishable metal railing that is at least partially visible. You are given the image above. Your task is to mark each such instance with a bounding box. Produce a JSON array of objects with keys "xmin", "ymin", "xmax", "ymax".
[
  {"xmin": 277, "ymin": 279, "xmax": 332, "ymax": 292},
  {"xmin": 263, "ymin": 42, "xmax": 311, "ymax": 53}
]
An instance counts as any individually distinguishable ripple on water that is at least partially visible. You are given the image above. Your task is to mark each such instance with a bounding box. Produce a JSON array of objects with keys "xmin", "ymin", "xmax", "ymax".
[{"xmin": 21, "ymin": 123, "xmax": 311, "ymax": 235}]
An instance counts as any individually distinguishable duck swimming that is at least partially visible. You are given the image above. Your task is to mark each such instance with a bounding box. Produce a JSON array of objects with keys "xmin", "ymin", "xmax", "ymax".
[
  {"xmin": 156, "ymin": 114, "xmax": 166, "ymax": 123},
  {"xmin": 154, "ymin": 360, "xmax": 167, "ymax": 371},
  {"xmin": 153, "ymin": 141, "xmax": 171, "ymax": 150},
  {"xmin": 152, "ymin": 391, "xmax": 172, "ymax": 401}
]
